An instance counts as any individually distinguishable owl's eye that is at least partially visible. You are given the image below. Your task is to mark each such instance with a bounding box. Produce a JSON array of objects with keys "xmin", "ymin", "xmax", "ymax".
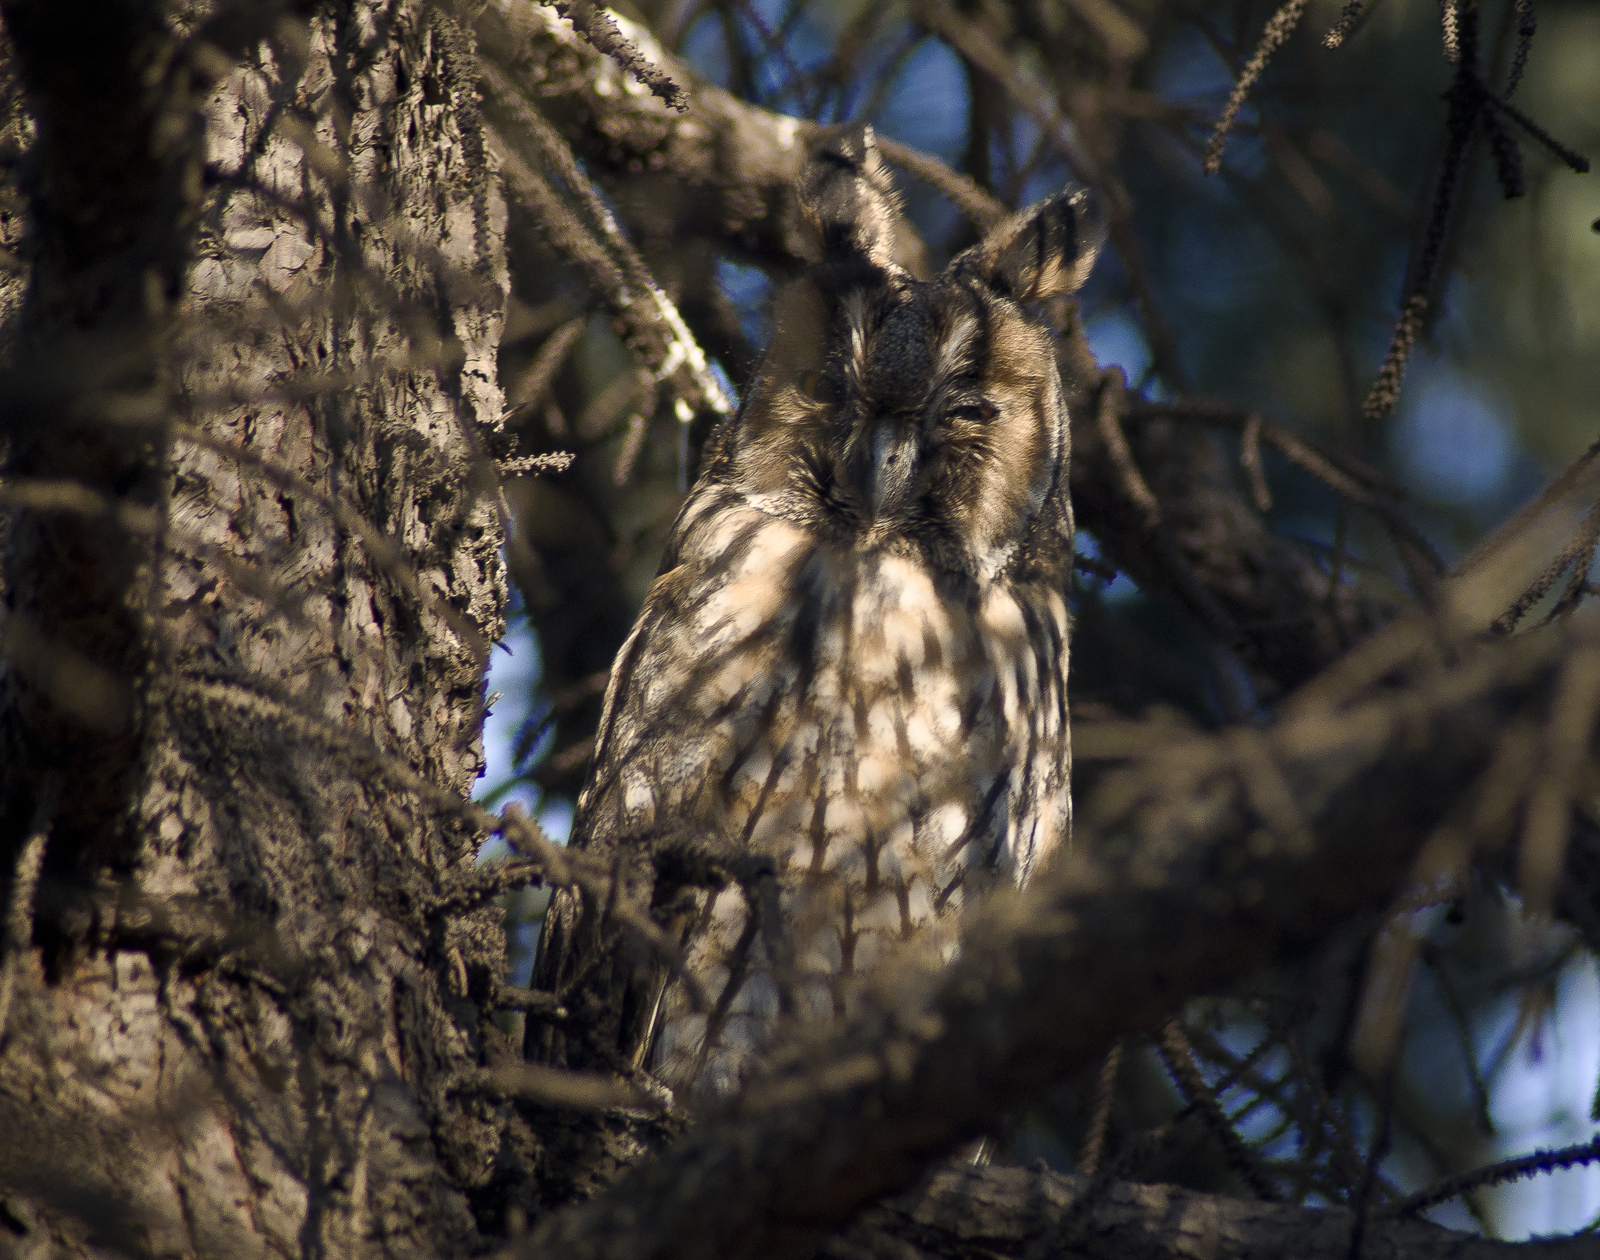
[{"xmin": 947, "ymin": 399, "xmax": 998, "ymax": 424}]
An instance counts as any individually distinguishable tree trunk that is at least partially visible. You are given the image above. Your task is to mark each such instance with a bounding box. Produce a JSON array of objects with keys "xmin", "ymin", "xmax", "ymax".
[{"xmin": 0, "ymin": 5, "xmax": 512, "ymax": 1255}]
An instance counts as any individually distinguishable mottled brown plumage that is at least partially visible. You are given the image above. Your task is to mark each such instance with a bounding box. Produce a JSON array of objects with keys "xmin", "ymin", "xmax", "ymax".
[{"xmin": 528, "ymin": 129, "xmax": 1103, "ymax": 1099}]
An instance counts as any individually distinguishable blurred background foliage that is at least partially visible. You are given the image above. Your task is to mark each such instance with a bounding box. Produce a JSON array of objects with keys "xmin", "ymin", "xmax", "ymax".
[{"xmin": 477, "ymin": 0, "xmax": 1600, "ymax": 1238}]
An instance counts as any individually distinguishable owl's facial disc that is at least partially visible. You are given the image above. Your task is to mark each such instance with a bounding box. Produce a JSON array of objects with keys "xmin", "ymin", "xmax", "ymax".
[
  {"xmin": 722, "ymin": 176, "xmax": 1100, "ymax": 573},
  {"xmin": 841, "ymin": 293, "xmax": 942, "ymax": 531}
]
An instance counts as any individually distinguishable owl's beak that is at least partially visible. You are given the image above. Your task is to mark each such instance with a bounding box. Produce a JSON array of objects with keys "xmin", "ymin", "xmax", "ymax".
[{"xmin": 866, "ymin": 421, "xmax": 920, "ymax": 521}]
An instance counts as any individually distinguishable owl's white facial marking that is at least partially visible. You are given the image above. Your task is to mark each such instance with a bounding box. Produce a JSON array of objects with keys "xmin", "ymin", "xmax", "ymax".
[
  {"xmin": 843, "ymin": 289, "xmax": 871, "ymax": 393},
  {"xmin": 933, "ymin": 312, "xmax": 980, "ymax": 381}
]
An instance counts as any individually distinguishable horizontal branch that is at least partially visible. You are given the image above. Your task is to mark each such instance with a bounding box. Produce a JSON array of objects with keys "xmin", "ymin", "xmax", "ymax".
[{"xmin": 823, "ymin": 1164, "xmax": 1597, "ymax": 1260}]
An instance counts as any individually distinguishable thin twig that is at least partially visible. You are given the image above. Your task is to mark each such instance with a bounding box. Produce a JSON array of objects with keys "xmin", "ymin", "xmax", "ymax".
[
  {"xmin": 1385, "ymin": 1133, "xmax": 1600, "ymax": 1218},
  {"xmin": 1517, "ymin": 639, "xmax": 1600, "ymax": 918},
  {"xmin": 1506, "ymin": 0, "xmax": 1537, "ymax": 98},
  {"xmin": 1456, "ymin": 435, "xmax": 1600, "ymax": 578},
  {"xmin": 1328, "ymin": 502, "xmax": 1350, "ymax": 611},
  {"xmin": 0, "ymin": 774, "xmax": 61, "ymax": 1047},
  {"xmin": 493, "ymin": 984, "xmax": 567, "ymax": 1016},
  {"xmin": 1076, "ymin": 1041, "xmax": 1123, "ymax": 1175},
  {"xmin": 874, "ymin": 135, "xmax": 1007, "ymax": 229},
  {"xmin": 1417, "ymin": 943, "xmax": 1495, "ymax": 1137},
  {"xmin": 482, "ymin": 68, "xmax": 731, "ymax": 422},
  {"xmin": 1441, "ymin": 1, "xmax": 1465, "ymax": 62},
  {"xmin": 1356, "ymin": 0, "xmax": 1583, "ymax": 419},
  {"xmin": 1130, "ymin": 400, "xmax": 1446, "ymax": 593},
  {"xmin": 505, "ymin": 316, "xmax": 589, "ymax": 425},
  {"xmin": 1240, "ymin": 411, "xmax": 1272, "ymax": 512},
  {"xmin": 500, "ymin": 452, "xmax": 577, "ymax": 477},
  {"xmin": 1485, "ymin": 92, "xmax": 1591, "ymax": 174},
  {"xmin": 1322, "ymin": 0, "xmax": 1374, "ymax": 50},
  {"xmin": 1490, "ymin": 499, "xmax": 1600, "ymax": 635},
  {"xmin": 1363, "ymin": 293, "xmax": 1428, "ymax": 422},
  {"xmin": 913, "ymin": 0, "xmax": 1192, "ymax": 392},
  {"xmin": 1204, "ymin": 0, "xmax": 1312, "ymax": 175},
  {"xmin": 431, "ymin": 859, "xmax": 549, "ymax": 916},
  {"xmin": 1096, "ymin": 368, "xmax": 1160, "ymax": 526},
  {"xmin": 1543, "ymin": 531, "xmax": 1600, "ymax": 625},
  {"xmin": 1283, "ymin": 1031, "xmax": 1368, "ymax": 1195},
  {"xmin": 545, "ymin": 0, "xmax": 688, "ymax": 111},
  {"xmin": 1347, "ymin": 1067, "xmax": 1396, "ymax": 1258},
  {"xmin": 613, "ymin": 412, "xmax": 651, "ymax": 485},
  {"xmin": 1158, "ymin": 1021, "xmax": 1281, "ymax": 1201}
]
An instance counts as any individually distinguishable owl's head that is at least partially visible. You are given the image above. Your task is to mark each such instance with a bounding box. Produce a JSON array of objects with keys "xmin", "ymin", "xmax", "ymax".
[{"xmin": 712, "ymin": 127, "xmax": 1104, "ymax": 581}]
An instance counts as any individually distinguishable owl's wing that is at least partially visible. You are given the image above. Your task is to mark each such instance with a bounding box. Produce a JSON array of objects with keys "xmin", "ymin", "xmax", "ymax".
[{"xmin": 525, "ymin": 484, "xmax": 790, "ymax": 1081}]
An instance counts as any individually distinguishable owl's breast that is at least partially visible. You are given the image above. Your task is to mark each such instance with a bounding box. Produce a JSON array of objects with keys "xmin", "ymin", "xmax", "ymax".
[
  {"xmin": 573, "ymin": 501, "xmax": 1070, "ymax": 1097},
  {"xmin": 598, "ymin": 502, "xmax": 1066, "ymax": 898}
]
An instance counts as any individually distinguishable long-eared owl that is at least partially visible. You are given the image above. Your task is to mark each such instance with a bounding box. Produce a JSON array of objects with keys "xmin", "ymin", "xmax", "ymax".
[{"xmin": 528, "ymin": 128, "xmax": 1103, "ymax": 1100}]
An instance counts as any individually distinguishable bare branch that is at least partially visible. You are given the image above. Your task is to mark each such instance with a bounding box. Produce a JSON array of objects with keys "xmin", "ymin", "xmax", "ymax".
[
  {"xmin": 0, "ymin": 773, "xmax": 57, "ymax": 1046},
  {"xmin": 822, "ymin": 1165, "xmax": 1599, "ymax": 1260}
]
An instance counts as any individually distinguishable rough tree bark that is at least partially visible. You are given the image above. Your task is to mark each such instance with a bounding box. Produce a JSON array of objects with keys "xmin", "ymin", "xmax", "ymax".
[{"xmin": 0, "ymin": 4, "xmax": 514, "ymax": 1256}]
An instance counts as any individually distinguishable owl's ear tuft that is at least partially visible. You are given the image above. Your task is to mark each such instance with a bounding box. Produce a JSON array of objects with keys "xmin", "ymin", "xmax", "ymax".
[
  {"xmin": 796, "ymin": 124, "xmax": 902, "ymax": 268},
  {"xmin": 954, "ymin": 185, "xmax": 1106, "ymax": 304}
]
